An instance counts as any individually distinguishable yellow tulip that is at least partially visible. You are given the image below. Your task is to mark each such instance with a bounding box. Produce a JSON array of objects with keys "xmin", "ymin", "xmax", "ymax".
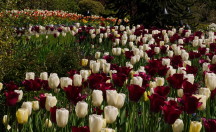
[
  {"xmin": 189, "ymin": 121, "xmax": 202, "ymax": 132},
  {"xmin": 16, "ymin": 108, "xmax": 28, "ymax": 124},
  {"xmin": 144, "ymin": 91, "xmax": 150, "ymax": 101},
  {"xmin": 81, "ymin": 59, "xmax": 88, "ymax": 67}
]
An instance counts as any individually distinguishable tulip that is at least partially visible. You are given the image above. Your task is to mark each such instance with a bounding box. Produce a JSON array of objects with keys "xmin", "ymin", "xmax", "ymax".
[
  {"xmin": 115, "ymin": 93, "xmax": 126, "ymax": 109},
  {"xmin": 148, "ymin": 93, "xmax": 166, "ymax": 113},
  {"xmin": 181, "ymin": 94, "xmax": 202, "ymax": 114},
  {"xmin": 80, "ymin": 70, "xmax": 90, "ymax": 81},
  {"xmin": 45, "ymin": 119, "xmax": 52, "ymax": 128},
  {"xmin": 212, "ymin": 55, "xmax": 216, "ymax": 64},
  {"xmin": 172, "ymin": 119, "xmax": 184, "ymax": 132},
  {"xmin": 104, "ymin": 106, "xmax": 119, "ymax": 124},
  {"xmin": 95, "ymin": 52, "xmax": 101, "ymax": 59},
  {"xmin": 154, "ymin": 47, "xmax": 160, "ymax": 54},
  {"xmin": 73, "ymin": 74, "xmax": 82, "ymax": 86},
  {"xmin": 184, "ymin": 74, "xmax": 194, "ymax": 84},
  {"xmin": 202, "ymin": 118, "xmax": 216, "ymax": 132},
  {"xmin": 72, "ymin": 126, "xmax": 90, "ymax": 132},
  {"xmin": 56, "ymin": 108, "xmax": 69, "ymax": 127},
  {"xmin": 45, "ymin": 95, "xmax": 57, "ymax": 111},
  {"xmin": 128, "ymin": 84, "xmax": 146, "ymax": 102},
  {"xmin": 25, "ymin": 72, "xmax": 35, "ymax": 80},
  {"xmin": 202, "ymin": 63, "xmax": 210, "ymax": 71},
  {"xmin": 3, "ymin": 115, "xmax": 8, "ymax": 125},
  {"xmin": 60, "ymin": 77, "xmax": 72, "ymax": 89},
  {"xmin": 5, "ymin": 91, "xmax": 19, "ymax": 106},
  {"xmin": 199, "ymin": 88, "xmax": 211, "ymax": 99},
  {"xmin": 21, "ymin": 102, "xmax": 33, "ymax": 116},
  {"xmin": 177, "ymin": 89, "xmax": 183, "ymax": 97},
  {"xmin": 92, "ymin": 90, "xmax": 103, "ymax": 107},
  {"xmin": 130, "ymin": 76, "xmax": 143, "ymax": 87},
  {"xmin": 103, "ymin": 63, "xmax": 111, "ymax": 74},
  {"xmin": 162, "ymin": 58, "xmax": 170, "ymax": 66},
  {"xmin": 0, "ymin": 82, "xmax": 3, "ymax": 90},
  {"xmin": 101, "ymin": 128, "xmax": 115, "ymax": 132},
  {"xmin": 89, "ymin": 114, "xmax": 104, "ymax": 132},
  {"xmin": 155, "ymin": 77, "xmax": 164, "ymax": 86},
  {"xmin": 14, "ymin": 90, "xmax": 23, "ymax": 102},
  {"xmin": 112, "ymin": 48, "xmax": 121, "ymax": 56},
  {"xmin": 48, "ymin": 73, "xmax": 60, "ymax": 89},
  {"xmin": 75, "ymin": 101, "xmax": 88, "ymax": 118},
  {"xmin": 193, "ymin": 94, "xmax": 207, "ymax": 110},
  {"xmin": 92, "ymin": 62, "xmax": 100, "ymax": 73},
  {"xmin": 81, "ymin": 59, "xmax": 88, "ymax": 67},
  {"xmin": 106, "ymin": 90, "xmax": 118, "ymax": 106},
  {"xmin": 183, "ymin": 61, "xmax": 192, "ymax": 67},
  {"xmin": 181, "ymin": 52, "xmax": 189, "ymax": 61},
  {"xmin": 97, "ymin": 59, "xmax": 106, "ymax": 69},
  {"xmin": 16, "ymin": 108, "xmax": 28, "ymax": 124},
  {"xmin": 32, "ymin": 101, "xmax": 39, "ymax": 111},
  {"xmin": 40, "ymin": 72, "xmax": 48, "ymax": 80},
  {"xmin": 205, "ymin": 72, "xmax": 216, "ymax": 90},
  {"xmin": 189, "ymin": 121, "xmax": 202, "ymax": 132}
]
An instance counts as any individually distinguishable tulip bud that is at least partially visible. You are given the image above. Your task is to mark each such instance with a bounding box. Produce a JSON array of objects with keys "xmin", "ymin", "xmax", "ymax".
[
  {"xmin": 155, "ymin": 77, "xmax": 164, "ymax": 86},
  {"xmin": 16, "ymin": 108, "xmax": 29, "ymax": 124},
  {"xmin": 95, "ymin": 52, "xmax": 101, "ymax": 59},
  {"xmin": 92, "ymin": 90, "xmax": 103, "ymax": 107},
  {"xmin": 199, "ymin": 88, "xmax": 211, "ymax": 99},
  {"xmin": 3, "ymin": 115, "xmax": 8, "ymax": 125},
  {"xmin": 172, "ymin": 119, "xmax": 184, "ymax": 132},
  {"xmin": 189, "ymin": 121, "xmax": 202, "ymax": 132},
  {"xmin": 25, "ymin": 72, "xmax": 35, "ymax": 80},
  {"xmin": 32, "ymin": 101, "xmax": 39, "ymax": 111},
  {"xmin": 106, "ymin": 90, "xmax": 118, "ymax": 106},
  {"xmin": 14, "ymin": 90, "xmax": 23, "ymax": 102},
  {"xmin": 92, "ymin": 62, "xmax": 100, "ymax": 73},
  {"xmin": 89, "ymin": 114, "xmax": 104, "ymax": 132},
  {"xmin": 82, "ymin": 59, "xmax": 89, "ymax": 67},
  {"xmin": 60, "ymin": 77, "xmax": 72, "ymax": 89},
  {"xmin": 48, "ymin": 73, "xmax": 60, "ymax": 89},
  {"xmin": 40, "ymin": 72, "xmax": 48, "ymax": 80},
  {"xmin": 104, "ymin": 106, "xmax": 119, "ymax": 124},
  {"xmin": 21, "ymin": 102, "xmax": 32, "ymax": 116},
  {"xmin": 56, "ymin": 108, "xmax": 69, "ymax": 128},
  {"xmin": 73, "ymin": 74, "xmax": 82, "ymax": 86},
  {"xmin": 75, "ymin": 101, "xmax": 88, "ymax": 118},
  {"xmin": 130, "ymin": 76, "xmax": 143, "ymax": 87},
  {"xmin": 45, "ymin": 119, "xmax": 52, "ymax": 128},
  {"xmin": 205, "ymin": 73, "xmax": 216, "ymax": 90},
  {"xmin": 45, "ymin": 95, "xmax": 57, "ymax": 111}
]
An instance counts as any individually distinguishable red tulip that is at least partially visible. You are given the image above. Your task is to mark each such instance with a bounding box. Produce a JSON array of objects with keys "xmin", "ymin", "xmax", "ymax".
[
  {"xmin": 103, "ymin": 55, "xmax": 114, "ymax": 63},
  {"xmin": 202, "ymin": 118, "xmax": 216, "ymax": 132},
  {"xmin": 41, "ymin": 80, "xmax": 51, "ymax": 91},
  {"xmin": 117, "ymin": 66, "xmax": 132, "ymax": 76},
  {"xmin": 64, "ymin": 85, "xmax": 87, "ymax": 105},
  {"xmin": 185, "ymin": 65, "xmax": 198, "ymax": 75},
  {"xmin": 182, "ymin": 81, "xmax": 198, "ymax": 95},
  {"xmin": 148, "ymin": 93, "xmax": 166, "ymax": 113},
  {"xmin": 68, "ymin": 70, "xmax": 79, "ymax": 79},
  {"xmin": 135, "ymin": 72, "xmax": 151, "ymax": 87},
  {"xmin": 88, "ymin": 73, "xmax": 110, "ymax": 89},
  {"xmin": 209, "ymin": 64, "xmax": 216, "ymax": 74},
  {"xmin": 161, "ymin": 100, "xmax": 182, "ymax": 124},
  {"xmin": 145, "ymin": 60, "xmax": 169, "ymax": 76},
  {"xmin": 93, "ymin": 107, "xmax": 104, "ymax": 115},
  {"xmin": 154, "ymin": 86, "xmax": 170, "ymax": 97},
  {"xmin": 189, "ymin": 51, "xmax": 201, "ymax": 59},
  {"xmin": 112, "ymin": 73, "xmax": 127, "ymax": 87},
  {"xmin": 171, "ymin": 55, "xmax": 183, "ymax": 69},
  {"xmin": 128, "ymin": 84, "xmax": 145, "ymax": 102},
  {"xmin": 146, "ymin": 49, "xmax": 156, "ymax": 58},
  {"xmin": 22, "ymin": 78, "xmax": 42, "ymax": 91},
  {"xmin": 34, "ymin": 93, "xmax": 47, "ymax": 109},
  {"xmin": 167, "ymin": 74, "xmax": 186, "ymax": 89},
  {"xmin": 5, "ymin": 91, "xmax": 19, "ymax": 106},
  {"xmin": 210, "ymin": 88, "xmax": 216, "ymax": 99},
  {"xmin": 94, "ymin": 82, "xmax": 115, "ymax": 98},
  {"xmin": 180, "ymin": 94, "xmax": 202, "ymax": 114},
  {"xmin": 125, "ymin": 51, "xmax": 134, "ymax": 59},
  {"xmin": 5, "ymin": 81, "xmax": 18, "ymax": 91},
  {"xmin": 72, "ymin": 126, "xmax": 90, "ymax": 132},
  {"xmin": 50, "ymin": 106, "xmax": 58, "ymax": 123},
  {"xmin": 210, "ymin": 43, "xmax": 216, "ymax": 52}
]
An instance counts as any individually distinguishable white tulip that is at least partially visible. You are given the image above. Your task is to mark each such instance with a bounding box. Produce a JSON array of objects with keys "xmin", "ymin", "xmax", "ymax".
[
  {"xmin": 73, "ymin": 74, "xmax": 82, "ymax": 87},
  {"xmin": 92, "ymin": 62, "xmax": 100, "ymax": 73},
  {"xmin": 115, "ymin": 93, "xmax": 126, "ymax": 109},
  {"xmin": 212, "ymin": 55, "xmax": 216, "ymax": 64},
  {"xmin": 184, "ymin": 74, "xmax": 194, "ymax": 84},
  {"xmin": 106, "ymin": 90, "xmax": 118, "ymax": 106},
  {"xmin": 75, "ymin": 101, "xmax": 88, "ymax": 118},
  {"xmin": 0, "ymin": 82, "xmax": 3, "ymax": 91},
  {"xmin": 92, "ymin": 90, "xmax": 103, "ymax": 107},
  {"xmin": 40, "ymin": 72, "xmax": 48, "ymax": 80},
  {"xmin": 103, "ymin": 63, "xmax": 111, "ymax": 74},
  {"xmin": 32, "ymin": 101, "xmax": 39, "ymax": 111},
  {"xmin": 14, "ymin": 90, "xmax": 23, "ymax": 102},
  {"xmin": 202, "ymin": 63, "xmax": 210, "ymax": 72},
  {"xmin": 89, "ymin": 114, "xmax": 104, "ymax": 132},
  {"xmin": 60, "ymin": 77, "xmax": 72, "ymax": 89},
  {"xmin": 104, "ymin": 106, "xmax": 119, "ymax": 123},
  {"xmin": 45, "ymin": 95, "xmax": 57, "ymax": 111},
  {"xmin": 130, "ymin": 76, "xmax": 143, "ymax": 87},
  {"xmin": 48, "ymin": 73, "xmax": 60, "ymax": 89},
  {"xmin": 95, "ymin": 52, "xmax": 101, "ymax": 59},
  {"xmin": 193, "ymin": 94, "xmax": 207, "ymax": 110},
  {"xmin": 172, "ymin": 119, "xmax": 184, "ymax": 132},
  {"xmin": 56, "ymin": 108, "xmax": 69, "ymax": 127},
  {"xmin": 205, "ymin": 73, "xmax": 216, "ymax": 90},
  {"xmin": 80, "ymin": 70, "xmax": 90, "ymax": 81},
  {"xmin": 25, "ymin": 72, "xmax": 35, "ymax": 80},
  {"xmin": 155, "ymin": 77, "xmax": 164, "ymax": 86},
  {"xmin": 162, "ymin": 58, "xmax": 170, "ymax": 66},
  {"xmin": 21, "ymin": 102, "xmax": 33, "ymax": 116},
  {"xmin": 45, "ymin": 119, "xmax": 52, "ymax": 128},
  {"xmin": 101, "ymin": 128, "xmax": 115, "ymax": 132},
  {"xmin": 199, "ymin": 88, "xmax": 211, "ymax": 99}
]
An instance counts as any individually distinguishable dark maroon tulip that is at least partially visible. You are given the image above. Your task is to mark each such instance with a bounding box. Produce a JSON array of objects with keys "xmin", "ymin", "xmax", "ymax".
[
  {"xmin": 145, "ymin": 60, "xmax": 168, "ymax": 76},
  {"xmin": 211, "ymin": 88, "xmax": 216, "ymax": 99},
  {"xmin": 5, "ymin": 91, "xmax": 19, "ymax": 106},
  {"xmin": 171, "ymin": 55, "xmax": 183, "ymax": 69},
  {"xmin": 198, "ymin": 47, "xmax": 207, "ymax": 55},
  {"xmin": 34, "ymin": 93, "xmax": 47, "ymax": 109},
  {"xmin": 137, "ymin": 72, "xmax": 151, "ymax": 87},
  {"xmin": 72, "ymin": 126, "xmax": 90, "ymax": 132},
  {"xmin": 154, "ymin": 86, "xmax": 170, "ymax": 97},
  {"xmin": 88, "ymin": 73, "xmax": 110, "ymax": 89},
  {"xmin": 202, "ymin": 118, "xmax": 216, "ymax": 132},
  {"xmin": 94, "ymin": 82, "xmax": 115, "ymax": 98},
  {"xmin": 185, "ymin": 65, "xmax": 198, "ymax": 75},
  {"xmin": 22, "ymin": 78, "xmax": 42, "ymax": 91},
  {"xmin": 103, "ymin": 55, "xmax": 114, "ymax": 63},
  {"xmin": 64, "ymin": 85, "xmax": 87, "ymax": 105},
  {"xmin": 67, "ymin": 70, "xmax": 79, "ymax": 79},
  {"xmin": 167, "ymin": 74, "xmax": 186, "ymax": 89},
  {"xmin": 117, "ymin": 66, "xmax": 132, "ymax": 76},
  {"xmin": 50, "ymin": 106, "xmax": 58, "ymax": 123},
  {"xmin": 210, "ymin": 43, "xmax": 216, "ymax": 52},
  {"xmin": 41, "ymin": 80, "xmax": 51, "ymax": 91},
  {"xmin": 181, "ymin": 94, "xmax": 202, "ymax": 114},
  {"xmin": 189, "ymin": 51, "xmax": 201, "ymax": 59},
  {"xmin": 161, "ymin": 101, "xmax": 182, "ymax": 124},
  {"xmin": 5, "ymin": 81, "xmax": 18, "ymax": 91},
  {"xmin": 160, "ymin": 46, "xmax": 168, "ymax": 54},
  {"xmin": 148, "ymin": 93, "xmax": 166, "ymax": 113},
  {"xmin": 128, "ymin": 84, "xmax": 145, "ymax": 102},
  {"xmin": 170, "ymin": 34, "xmax": 180, "ymax": 43},
  {"xmin": 125, "ymin": 51, "xmax": 134, "ymax": 59},
  {"xmin": 93, "ymin": 107, "xmax": 104, "ymax": 115},
  {"xmin": 146, "ymin": 49, "xmax": 156, "ymax": 58},
  {"xmin": 209, "ymin": 64, "xmax": 216, "ymax": 74},
  {"xmin": 182, "ymin": 81, "xmax": 198, "ymax": 95},
  {"xmin": 112, "ymin": 73, "xmax": 127, "ymax": 87}
]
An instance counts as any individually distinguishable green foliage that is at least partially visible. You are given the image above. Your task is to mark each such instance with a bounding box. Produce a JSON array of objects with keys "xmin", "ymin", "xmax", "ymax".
[{"xmin": 78, "ymin": 0, "xmax": 105, "ymax": 15}]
